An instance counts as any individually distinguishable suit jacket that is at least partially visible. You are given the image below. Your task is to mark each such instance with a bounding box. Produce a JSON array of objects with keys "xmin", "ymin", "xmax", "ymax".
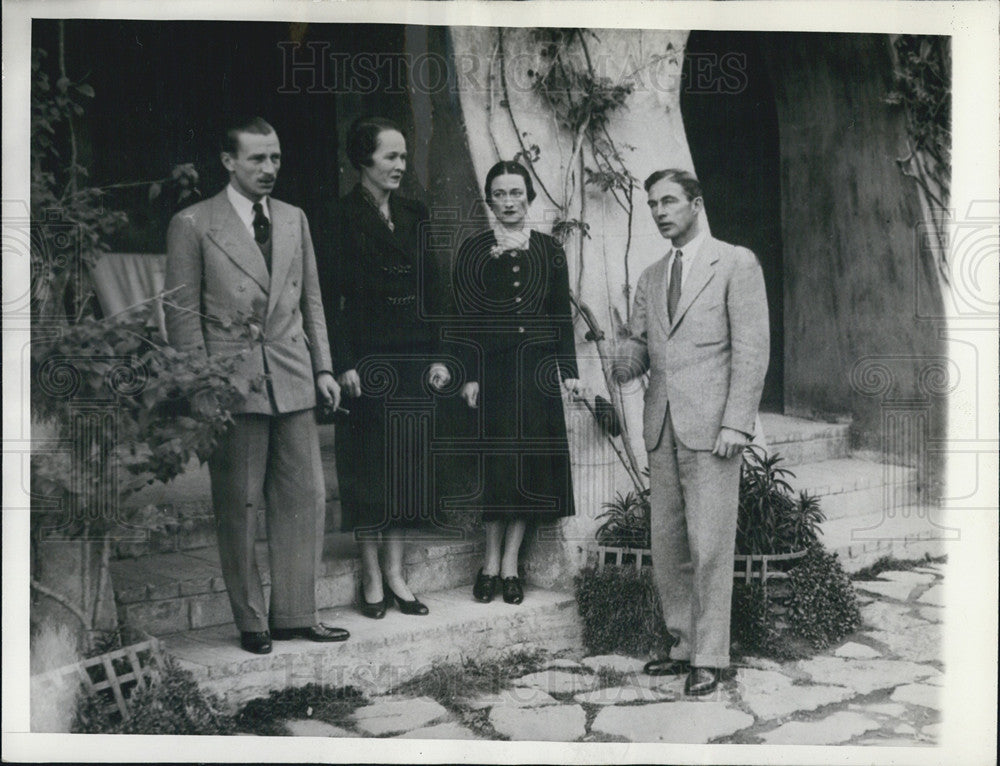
[
  {"xmin": 618, "ymin": 236, "xmax": 769, "ymax": 452},
  {"xmin": 163, "ymin": 189, "xmax": 332, "ymax": 415},
  {"xmin": 319, "ymin": 185, "xmax": 442, "ymax": 371}
]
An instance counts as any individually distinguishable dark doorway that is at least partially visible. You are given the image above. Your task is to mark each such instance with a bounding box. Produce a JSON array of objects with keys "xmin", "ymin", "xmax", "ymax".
[
  {"xmin": 33, "ymin": 19, "xmax": 422, "ymax": 259},
  {"xmin": 680, "ymin": 31, "xmax": 784, "ymax": 411}
]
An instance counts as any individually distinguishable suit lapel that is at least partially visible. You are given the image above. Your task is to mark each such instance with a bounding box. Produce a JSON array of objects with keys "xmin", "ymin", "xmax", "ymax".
[
  {"xmin": 266, "ymin": 201, "xmax": 293, "ymax": 319},
  {"xmin": 650, "ymin": 255, "xmax": 672, "ymax": 336},
  {"xmin": 351, "ymin": 187, "xmax": 409, "ymax": 259},
  {"xmin": 669, "ymin": 237, "xmax": 719, "ymax": 335},
  {"xmin": 207, "ymin": 191, "xmax": 270, "ymax": 292}
]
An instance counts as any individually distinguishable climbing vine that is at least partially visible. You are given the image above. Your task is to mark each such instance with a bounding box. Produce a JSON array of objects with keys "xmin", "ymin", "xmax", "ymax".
[{"xmin": 886, "ymin": 34, "xmax": 951, "ymax": 286}]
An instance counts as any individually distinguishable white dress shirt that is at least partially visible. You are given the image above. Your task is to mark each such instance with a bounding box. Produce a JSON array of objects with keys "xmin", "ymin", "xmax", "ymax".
[
  {"xmin": 666, "ymin": 226, "xmax": 708, "ymax": 293},
  {"xmin": 226, "ymin": 184, "xmax": 270, "ymax": 238}
]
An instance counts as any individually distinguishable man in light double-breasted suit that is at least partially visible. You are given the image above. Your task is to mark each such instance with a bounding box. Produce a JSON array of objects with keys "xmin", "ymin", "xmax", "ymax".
[
  {"xmin": 614, "ymin": 169, "xmax": 769, "ymax": 695},
  {"xmin": 164, "ymin": 117, "xmax": 348, "ymax": 654}
]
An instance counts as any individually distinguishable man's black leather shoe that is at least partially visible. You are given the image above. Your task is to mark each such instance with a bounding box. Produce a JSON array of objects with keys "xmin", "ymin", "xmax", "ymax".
[
  {"xmin": 240, "ymin": 631, "xmax": 272, "ymax": 654},
  {"xmin": 270, "ymin": 624, "xmax": 350, "ymax": 642},
  {"xmin": 684, "ymin": 666, "xmax": 721, "ymax": 696},
  {"xmin": 642, "ymin": 658, "xmax": 690, "ymax": 676}
]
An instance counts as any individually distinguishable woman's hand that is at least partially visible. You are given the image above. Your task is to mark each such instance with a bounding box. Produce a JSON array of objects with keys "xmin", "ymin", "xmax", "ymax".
[
  {"xmin": 338, "ymin": 369, "xmax": 362, "ymax": 398},
  {"xmin": 461, "ymin": 381, "xmax": 480, "ymax": 408},
  {"xmin": 428, "ymin": 363, "xmax": 451, "ymax": 391},
  {"xmin": 562, "ymin": 377, "xmax": 582, "ymax": 401}
]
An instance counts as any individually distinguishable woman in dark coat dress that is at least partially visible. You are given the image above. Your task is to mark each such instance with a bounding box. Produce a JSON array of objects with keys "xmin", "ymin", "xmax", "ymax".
[
  {"xmin": 322, "ymin": 116, "xmax": 450, "ymax": 618},
  {"xmin": 453, "ymin": 161, "xmax": 580, "ymax": 605}
]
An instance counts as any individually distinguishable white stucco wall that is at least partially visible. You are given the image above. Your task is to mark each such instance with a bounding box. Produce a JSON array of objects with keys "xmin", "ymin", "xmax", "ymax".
[{"xmin": 449, "ymin": 26, "xmax": 694, "ymax": 581}]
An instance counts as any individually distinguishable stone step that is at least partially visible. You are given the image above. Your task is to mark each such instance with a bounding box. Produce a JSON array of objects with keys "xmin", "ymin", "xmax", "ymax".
[
  {"xmin": 819, "ymin": 504, "xmax": 953, "ymax": 572},
  {"xmin": 784, "ymin": 458, "xmax": 921, "ymax": 521},
  {"xmin": 113, "ymin": 531, "xmax": 484, "ymax": 637},
  {"xmin": 163, "ymin": 586, "xmax": 583, "ymax": 706},
  {"xmin": 758, "ymin": 412, "xmax": 850, "ymax": 467},
  {"xmin": 113, "ymin": 425, "xmax": 341, "ymax": 559}
]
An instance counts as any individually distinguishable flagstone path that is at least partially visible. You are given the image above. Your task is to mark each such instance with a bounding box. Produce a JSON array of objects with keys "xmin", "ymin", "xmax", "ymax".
[{"xmin": 276, "ymin": 565, "xmax": 943, "ymax": 745}]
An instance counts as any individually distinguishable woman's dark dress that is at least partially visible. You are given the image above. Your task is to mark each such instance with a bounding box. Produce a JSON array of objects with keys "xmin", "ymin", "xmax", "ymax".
[
  {"xmin": 321, "ymin": 185, "xmax": 443, "ymax": 534},
  {"xmin": 451, "ymin": 229, "xmax": 578, "ymax": 521}
]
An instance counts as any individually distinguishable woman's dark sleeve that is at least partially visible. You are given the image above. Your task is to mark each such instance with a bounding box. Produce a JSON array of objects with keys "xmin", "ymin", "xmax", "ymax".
[
  {"xmin": 320, "ymin": 203, "xmax": 357, "ymax": 374},
  {"xmin": 546, "ymin": 236, "xmax": 579, "ymax": 381},
  {"xmin": 447, "ymin": 234, "xmax": 479, "ymax": 384}
]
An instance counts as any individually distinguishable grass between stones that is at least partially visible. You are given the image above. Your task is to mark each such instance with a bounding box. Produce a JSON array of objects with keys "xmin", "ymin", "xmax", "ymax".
[{"xmin": 851, "ymin": 553, "xmax": 947, "ymax": 581}]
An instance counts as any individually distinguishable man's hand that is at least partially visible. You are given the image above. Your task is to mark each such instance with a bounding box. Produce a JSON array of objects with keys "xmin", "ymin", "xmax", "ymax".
[
  {"xmin": 428, "ymin": 363, "xmax": 451, "ymax": 391},
  {"xmin": 461, "ymin": 381, "xmax": 480, "ymax": 408},
  {"xmin": 337, "ymin": 369, "xmax": 362, "ymax": 398},
  {"xmin": 712, "ymin": 426, "xmax": 750, "ymax": 459},
  {"xmin": 316, "ymin": 372, "xmax": 341, "ymax": 411}
]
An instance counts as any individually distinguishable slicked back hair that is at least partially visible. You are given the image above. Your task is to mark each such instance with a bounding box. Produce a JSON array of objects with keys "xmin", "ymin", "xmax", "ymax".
[
  {"xmin": 643, "ymin": 169, "xmax": 703, "ymax": 202},
  {"xmin": 220, "ymin": 116, "xmax": 277, "ymax": 155}
]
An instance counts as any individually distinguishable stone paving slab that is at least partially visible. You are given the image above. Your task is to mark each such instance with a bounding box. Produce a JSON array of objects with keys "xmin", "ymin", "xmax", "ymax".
[
  {"xmin": 285, "ymin": 719, "xmax": 357, "ymax": 737},
  {"xmin": 917, "ymin": 584, "xmax": 945, "ymax": 606},
  {"xmin": 860, "ymin": 601, "xmax": 927, "ymax": 632},
  {"xmin": 573, "ymin": 684, "xmax": 676, "ymax": 706},
  {"xmin": 917, "ymin": 606, "xmax": 943, "ymax": 623},
  {"xmin": 850, "ymin": 702, "xmax": 906, "ymax": 717},
  {"xmin": 489, "ymin": 704, "xmax": 586, "ymax": 741},
  {"xmin": 351, "ymin": 697, "xmax": 450, "ymax": 736},
  {"xmin": 591, "ymin": 701, "xmax": 754, "ymax": 744},
  {"xmin": 760, "ymin": 711, "xmax": 881, "ymax": 745},
  {"xmin": 890, "ymin": 683, "xmax": 941, "ymax": 710},
  {"xmin": 513, "ymin": 669, "xmax": 600, "ymax": 695},
  {"xmin": 735, "ymin": 668, "xmax": 854, "ymax": 720},
  {"xmin": 855, "ymin": 580, "xmax": 918, "ymax": 601},
  {"xmin": 394, "ymin": 722, "xmax": 481, "ymax": 739},
  {"xmin": 834, "ymin": 641, "xmax": 882, "ymax": 659},
  {"xmin": 544, "ymin": 658, "xmax": 583, "ymax": 670},
  {"xmin": 878, "ymin": 571, "xmax": 937, "ymax": 587},
  {"xmin": 580, "ymin": 655, "xmax": 649, "ymax": 674},
  {"xmin": 865, "ymin": 625, "xmax": 942, "ymax": 664},
  {"xmin": 795, "ymin": 657, "xmax": 940, "ymax": 694},
  {"xmin": 461, "ymin": 687, "xmax": 559, "ymax": 710}
]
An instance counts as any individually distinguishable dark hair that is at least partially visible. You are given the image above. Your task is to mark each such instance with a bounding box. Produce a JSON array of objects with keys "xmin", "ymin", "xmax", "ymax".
[
  {"xmin": 643, "ymin": 168, "xmax": 703, "ymax": 201},
  {"xmin": 346, "ymin": 116, "xmax": 405, "ymax": 170},
  {"xmin": 484, "ymin": 161, "xmax": 536, "ymax": 204},
  {"xmin": 220, "ymin": 116, "xmax": 276, "ymax": 155}
]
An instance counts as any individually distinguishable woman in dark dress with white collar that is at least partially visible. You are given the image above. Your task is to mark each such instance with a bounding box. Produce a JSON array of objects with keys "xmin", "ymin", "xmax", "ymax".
[
  {"xmin": 452, "ymin": 161, "xmax": 580, "ymax": 605},
  {"xmin": 323, "ymin": 116, "xmax": 451, "ymax": 618}
]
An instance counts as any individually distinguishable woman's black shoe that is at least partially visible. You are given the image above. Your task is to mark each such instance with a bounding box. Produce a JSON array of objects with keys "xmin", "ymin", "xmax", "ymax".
[
  {"xmin": 502, "ymin": 576, "xmax": 524, "ymax": 604},
  {"xmin": 384, "ymin": 579, "xmax": 429, "ymax": 615},
  {"xmin": 357, "ymin": 580, "xmax": 387, "ymax": 619},
  {"xmin": 473, "ymin": 568, "xmax": 499, "ymax": 603}
]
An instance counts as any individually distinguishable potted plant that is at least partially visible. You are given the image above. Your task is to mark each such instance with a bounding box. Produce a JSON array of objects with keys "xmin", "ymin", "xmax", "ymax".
[{"xmin": 734, "ymin": 445, "xmax": 825, "ymax": 587}]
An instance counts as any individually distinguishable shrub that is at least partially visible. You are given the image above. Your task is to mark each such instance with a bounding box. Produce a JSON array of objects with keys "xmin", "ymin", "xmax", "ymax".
[
  {"xmin": 574, "ymin": 566, "xmax": 671, "ymax": 656},
  {"xmin": 233, "ymin": 684, "xmax": 364, "ymax": 736},
  {"xmin": 785, "ymin": 544, "xmax": 862, "ymax": 648},
  {"xmin": 72, "ymin": 657, "xmax": 234, "ymax": 734}
]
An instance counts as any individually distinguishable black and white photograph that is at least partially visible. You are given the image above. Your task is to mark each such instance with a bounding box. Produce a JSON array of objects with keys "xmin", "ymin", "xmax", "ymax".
[{"xmin": 3, "ymin": 1, "xmax": 997, "ymax": 763}]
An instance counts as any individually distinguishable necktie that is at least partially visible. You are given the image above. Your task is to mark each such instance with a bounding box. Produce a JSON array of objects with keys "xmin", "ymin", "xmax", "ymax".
[
  {"xmin": 667, "ymin": 248, "xmax": 683, "ymax": 323},
  {"xmin": 252, "ymin": 202, "xmax": 271, "ymax": 271}
]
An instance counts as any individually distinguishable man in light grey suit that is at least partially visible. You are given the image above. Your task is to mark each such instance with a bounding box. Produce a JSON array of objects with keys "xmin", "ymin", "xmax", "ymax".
[
  {"xmin": 165, "ymin": 117, "xmax": 348, "ymax": 654},
  {"xmin": 614, "ymin": 169, "xmax": 769, "ymax": 695}
]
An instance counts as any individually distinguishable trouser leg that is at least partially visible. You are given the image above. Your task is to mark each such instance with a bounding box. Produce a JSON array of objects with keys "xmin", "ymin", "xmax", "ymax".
[
  {"xmin": 676, "ymin": 442, "xmax": 741, "ymax": 668},
  {"xmin": 208, "ymin": 414, "xmax": 269, "ymax": 632},
  {"xmin": 647, "ymin": 411, "xmax": 693, "ymax": 660},
  {"xmin": 263, "ymin": 409, "xmax": 323, "ymax": 629}
]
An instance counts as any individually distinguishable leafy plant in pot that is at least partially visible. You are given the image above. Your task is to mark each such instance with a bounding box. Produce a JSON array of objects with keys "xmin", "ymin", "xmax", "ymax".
[{"xmin": 735, "ymin": 445, "xmax": 825, "ymax": 581}]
